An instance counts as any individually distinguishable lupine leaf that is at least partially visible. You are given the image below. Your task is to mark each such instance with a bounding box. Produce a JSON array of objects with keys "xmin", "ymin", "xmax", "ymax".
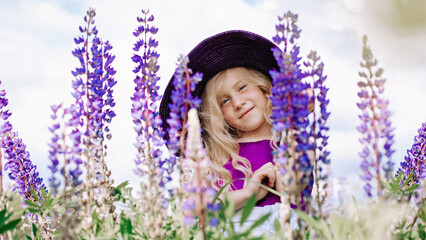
[
  {"xmin": 296, "ymin": 209, "xmax": 333, "ymax": 239},
  {"xmin": 30, "ymin": 187, "xmax": 42, "ymax": 204},
  {"xmin": 32, "ymin": 223, "xmax": 38, "ymax": 238},
  {"xmin": 0, "ymin": 218, "xmax": 21, "ymax": 234},
  {"xmin": 246, "ymin": 213, "xmax": 271, "ymax": 234},
  {"xmin": 240, "ymin": 194, "xmax": 256, "ymax": 225},
  {"xmin": 0, "ymin": 209, "xmax": 7, "ymax": 224},
  {"xmin": 404, "ymin": 184, "xmax": 420, "ymax": 192},
  {"xmin": 401, "ymin": 172, "xmax": 414, "ymax": 188},
  {"xmin": 120, "ymin": 214, "xmax": 133, "ymax": 239},
  {"xmin": 24, "ymin": 200, "xmax": 40, "ymax": 209}
]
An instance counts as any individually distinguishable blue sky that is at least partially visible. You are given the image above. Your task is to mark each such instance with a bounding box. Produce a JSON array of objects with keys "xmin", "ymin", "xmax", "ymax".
[{"xmin": 1, "ymin": 0, "xmax": 425, "ymax": 197}]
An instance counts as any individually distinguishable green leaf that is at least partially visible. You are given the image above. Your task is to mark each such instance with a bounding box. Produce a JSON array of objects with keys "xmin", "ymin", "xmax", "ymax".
[
  {"xmin": 401, "ymin": 172, "xmax": 414, "ymax": 189},
  {"xmin": 24, "ymin": 200, "xmax": 40, "ymax": 209},
  {"xmin": 120, "ymin": 214, "xmax": 133, "ymax": 239},
  {"xmin": 240, "ymin": 194, "xmax": 256, "ymax": 225},
  {"xmin": 116, "ymin": 181, "xmax": 129, "ymax": 190},
  {"xmin": 30, "ymin": 187, "xmax": 42, "ymax": 204},
  {"xmin": 247, "ymin": 213, "xmax": 271, "ymax": 233},
  {"xmin": 0, "ymin": 218, "xmax": 21, "ymax": 234},
  {"xmin": 273, "ymin": 218, "xmax": 281, "ymax": 232},
  {"xmin": 396, "ymin": 171, "xmax": 403, "ymax": 183},
  {"xmin": 296, "ymin": 210, "xmax": 333, "ymax": 240},
  {"xmin": 404, "ymin": 184, "xmax": 420, "ymax": 192},
  {"xmin": 32, "ymin": 223, "xmax": 38, "ymax": 237},
  {"xmin": 0, "ymin": 209, "xmax": 7, "ymax": 224}
]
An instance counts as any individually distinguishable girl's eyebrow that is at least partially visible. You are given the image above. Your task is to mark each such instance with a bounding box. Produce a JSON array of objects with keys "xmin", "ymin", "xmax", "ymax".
[
  {"xmin": 232, "ymin": 80, "xmax": 243, "ymax": 89},
  {"xmin": 218, "ymin": 80, "xmax": 243, "ymax": 97}
]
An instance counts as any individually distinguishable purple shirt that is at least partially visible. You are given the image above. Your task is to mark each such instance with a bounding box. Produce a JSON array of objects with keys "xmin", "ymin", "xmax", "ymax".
[{"xmin": 223, "ymin": 140, "xmax": 280, "ymax": 207}]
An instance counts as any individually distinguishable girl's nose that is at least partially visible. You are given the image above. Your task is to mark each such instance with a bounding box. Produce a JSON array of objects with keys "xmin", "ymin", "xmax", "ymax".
[{"xmin": 233, "ymin": 96, "xmax": 245, "ymax": 110}]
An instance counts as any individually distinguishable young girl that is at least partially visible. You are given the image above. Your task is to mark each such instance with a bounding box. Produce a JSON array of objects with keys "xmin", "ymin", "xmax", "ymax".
[{"xmin": 160, "ymin": 30, "xmax": 300, "ymax": 235}]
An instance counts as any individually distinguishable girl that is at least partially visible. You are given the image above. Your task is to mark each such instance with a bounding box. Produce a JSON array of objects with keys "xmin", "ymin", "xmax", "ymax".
[{"xmin": 160, "ymin": 30, "xmax": 302, "ymax": 235}]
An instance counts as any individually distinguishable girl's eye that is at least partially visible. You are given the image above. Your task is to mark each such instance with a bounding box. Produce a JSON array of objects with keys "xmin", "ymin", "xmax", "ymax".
[
  {"xmin": 221, "ymin": 98, "xmax": 229, "ymax": 105},
  {"xmin": 239, "ymin": 85, "xmax": 246, "ymax": 91}
]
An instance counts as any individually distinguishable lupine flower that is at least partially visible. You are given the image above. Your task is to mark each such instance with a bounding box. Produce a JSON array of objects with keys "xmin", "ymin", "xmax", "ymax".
[
  {"xmin": 397, "ymin": 121, "xmax": 426, "ymax": 193},
  {"xmin": 270, "ymin": 11, "xmax": 314, "ymax": 208},
  {"xmin": 166, "ymin": 55, "xmax": 202, "ymax": 157},
  {"xmin": 59, "ymin": 9, "xmax": 117, "ymax": 219},
  {"xmin": 47, "ymin": 103, "xmax": 62, "ymax": 194},
  {"xmin": 0, "ymin": 81, "xmax": 45, "ymax": 201},
  {"xmin": 130, "ymin": 9, "xmax": 168, "ymax": 240},
  {"xmin": 304, "ymin": 50, "xmax": 331, "ymax": 217},
  {"xmin": 182, "ymin": 109, "xmax": 219, "ymax": 229},
  {"xmin": 357, "ymin": 35, "xmax": 395, "ymax": 197},
  {"xmin": 48, "ymin": 103, "xmax": 86, "ymax": 195},
  {"xmin": 70, "ymin": 8, "xmax": 116, "ymax": 183}
]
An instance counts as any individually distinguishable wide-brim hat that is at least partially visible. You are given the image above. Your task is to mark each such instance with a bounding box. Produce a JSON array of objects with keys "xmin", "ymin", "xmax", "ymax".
[{"xmin": 159, "ymin": 30, "xmax": 280, "ymax": 140}]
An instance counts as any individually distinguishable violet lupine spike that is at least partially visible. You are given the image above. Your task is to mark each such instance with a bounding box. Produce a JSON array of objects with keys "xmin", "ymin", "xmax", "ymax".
[
  {"xmin": 131, "ymin": 10, "xmax": 169, "ymax": 239},
  {"xmin": 131, "ymin": 9, "xmax": 171, "ymax": 185},
  {"xmin": 47, "ymin": 103, "xmax": 63, "ymax": 194},
  {"xmin": 304, "ymin": 50, "xmax": 331, "ymax": 216},
  {"xmin": 69, "ymin": 8, "xmax": 117, "ymax": 187},
  {"xmin": 397, "ymin": 121, "xmax": 426, "ymax": 191},
  {"xmin": 182, "ymin": 109, "xmax": 219, "ymax": 227},
  {"xmin": 0, "ymin": 81, "xmax": 45, "ymax": 201},
  {"xmin": 48, "ymin": 103, "xmax": 84, "ymax": 192},
  {"xmin": 357, "ymin": 35, "xmax": 395, "ymax": 197},
  {"xmin": 166, "ymin": 55, "xmax": 202, "ymax": 157},
  {"xmin": 270, "ymin": 11, "xmax": 314, "ymax": 207}
]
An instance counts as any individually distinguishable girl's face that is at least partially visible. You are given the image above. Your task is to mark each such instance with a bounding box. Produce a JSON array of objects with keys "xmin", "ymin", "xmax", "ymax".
[{"xmin": 218, "ymin": 70, "xmax": 271, "ymax": 141}]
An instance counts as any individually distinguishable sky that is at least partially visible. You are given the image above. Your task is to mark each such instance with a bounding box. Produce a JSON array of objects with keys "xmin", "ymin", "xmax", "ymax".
[{"xmin": 0, "ymin": 0, "xmax": 425, "ymax": 197}]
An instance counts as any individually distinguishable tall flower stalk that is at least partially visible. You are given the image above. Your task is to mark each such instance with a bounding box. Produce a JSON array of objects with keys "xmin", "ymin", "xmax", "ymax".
[
  {"xmin": 397, "ymin": 121, "xmax": 426, "ymax": 195},
  {"xmin": 357, "ymin": 35, "xmax": 395, "ymax": 197},
  {"xmin": 0, "ymin": 81, "xmax": 44, "ymax": 202},
  {"xmin": 304, "ymin": 51, "xmax": 331, "ymax": 218},
  {"xmin": 131, "ymin": 9, "xmax": 168, "ymax": 239},
  {"xmin": 166, "ymin": 55, "xmax": 202, "ymax": 190},
  {"xmin": 165, "ymin": 55, "xmax": 202, "ymax": 237},
  {"xmin": 0, "ymin": 81, "xmax": 54, "ymax": 237},
  {"xmin": 270, "ymin": 11, "xmax": 316, "ymax": 236},
  {"xmin": 67, "ymin": 8, "xmax": 117, "ymax": 219},
  {"xmin": 182, "ymin": 109, "xmax": 219, "ymax": 239}
]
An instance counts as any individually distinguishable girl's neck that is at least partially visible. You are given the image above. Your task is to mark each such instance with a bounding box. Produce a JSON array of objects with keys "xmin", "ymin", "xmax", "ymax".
[
  {"xmin": 237, "ymin": 123, "xmax": 272, "ymax": 143},
  {"xmin": 237, "ymin": 133, "xmax": 271, "ymax": 143}
]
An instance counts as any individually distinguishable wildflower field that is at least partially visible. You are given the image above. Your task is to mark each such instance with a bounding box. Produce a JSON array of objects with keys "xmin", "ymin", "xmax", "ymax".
[{"xmin": 0, "ymin": 1, "xmax": 425, "ymax": 239}]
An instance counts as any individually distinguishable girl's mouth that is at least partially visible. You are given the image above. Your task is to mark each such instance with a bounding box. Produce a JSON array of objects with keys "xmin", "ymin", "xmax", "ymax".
[{"xmin": 240, "ymin": 107, "xmax": 254, "ymax": 119}]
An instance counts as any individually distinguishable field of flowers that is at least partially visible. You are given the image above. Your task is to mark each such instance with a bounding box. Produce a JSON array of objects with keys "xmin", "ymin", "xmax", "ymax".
[{"xmin": 0, "ymin": 6, "xmax": 424, "ymax": 240}]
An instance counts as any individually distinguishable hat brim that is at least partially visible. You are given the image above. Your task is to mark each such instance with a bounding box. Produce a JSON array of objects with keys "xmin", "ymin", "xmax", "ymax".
[{"xmin": 159, "ymin": 30, "xmax": 279, "ymax": 141}]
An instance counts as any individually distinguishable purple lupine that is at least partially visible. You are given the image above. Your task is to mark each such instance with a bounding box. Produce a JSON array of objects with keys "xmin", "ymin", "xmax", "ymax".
[
  {"xmin": 397, "ymin": 121, "xmax": 426, "ymax": 192},
  {"xmin": 47, "ymin": 103, "xmax": 85, "ymax": 194},
  {"xmin": 0, "ymin": 81, "xmax": 45, "ymax": 201},
  {"xmin": 131, "ymin": 10, "xmax": 169, "ymax": 239},
  {"xmin": 304, "ymin": 51, "xmax": 331, "ymax": 216},
  {"xmin": 131, "ymin": 9, "xmax": 169, "ymax": 183},
  {"xmin": 182, "ymin": 109, "xmax": 219, "ymax": 230},
  {"xmin": 47, "ymin": 104, "xmax": 62, "ymax": 194},
  {"xmin": 270, "ymin": 11, "xmax": 314, "ymax": 208},
  {"xmin": 166, "ymin": 55, "xmax": 203, "ymax": 157},
  {"xmin": 357, "ymin": 35, "xmax": 395, "ymax": 197},
  {"xmin": 67, "ymin": 8, "xmax": 116, "ymax": 186}
]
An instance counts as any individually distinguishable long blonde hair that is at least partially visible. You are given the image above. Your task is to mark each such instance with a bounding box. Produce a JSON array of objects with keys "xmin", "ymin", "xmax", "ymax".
[{"xmin": 199, "ymin": 67, "xmax": 273, "ymax": 190}]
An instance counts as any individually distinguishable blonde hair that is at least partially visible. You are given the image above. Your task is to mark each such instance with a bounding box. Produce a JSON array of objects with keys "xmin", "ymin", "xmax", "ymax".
[{"xmin": 199, "ymin": 67, "xmax": 273, "ymax": 190}]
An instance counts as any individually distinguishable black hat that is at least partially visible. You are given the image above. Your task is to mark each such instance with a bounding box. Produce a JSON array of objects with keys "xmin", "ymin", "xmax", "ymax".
[{"xmin": 159, "ymin": 30, "xmax": 279, "ymax": 140}]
